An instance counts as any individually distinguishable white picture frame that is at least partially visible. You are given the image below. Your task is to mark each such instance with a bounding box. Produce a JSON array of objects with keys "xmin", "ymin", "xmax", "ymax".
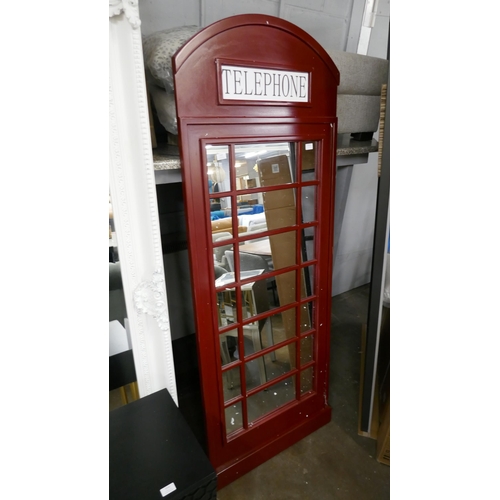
[{"xmin": 109, "ymin": 0, "xmax": 177, "ymax": 404}]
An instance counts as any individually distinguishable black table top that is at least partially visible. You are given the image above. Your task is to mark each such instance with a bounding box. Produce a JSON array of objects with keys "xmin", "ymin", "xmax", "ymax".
[{"xmin": 110, "ymin": 389, "xmax": 216, "ymax": 500}]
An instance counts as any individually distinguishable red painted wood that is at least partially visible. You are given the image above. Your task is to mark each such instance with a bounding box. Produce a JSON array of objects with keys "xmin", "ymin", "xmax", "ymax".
[{"xmin": 173, "ymin": 14, "xmax": 339, "ymax": 486}]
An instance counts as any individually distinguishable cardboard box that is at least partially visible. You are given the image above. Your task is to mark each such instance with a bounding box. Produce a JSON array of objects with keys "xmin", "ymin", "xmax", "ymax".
[{"xmin": 258, "ymin": 155, "xmax": 312, "ymax": 379}]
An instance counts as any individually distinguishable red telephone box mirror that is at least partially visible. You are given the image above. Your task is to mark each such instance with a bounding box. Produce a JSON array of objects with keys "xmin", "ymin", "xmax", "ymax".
[{"xmin": 173, "ymin": 14, "xmax": 339, "ymax": 488}]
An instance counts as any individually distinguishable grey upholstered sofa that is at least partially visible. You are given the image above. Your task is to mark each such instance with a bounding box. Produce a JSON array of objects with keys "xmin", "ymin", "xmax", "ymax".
[{"xmin": 327, "ymin": 49, "xmax": 388, "ymax": 138}]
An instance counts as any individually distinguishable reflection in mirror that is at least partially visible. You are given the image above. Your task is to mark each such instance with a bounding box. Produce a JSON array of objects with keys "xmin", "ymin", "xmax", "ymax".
[
  {"xmin": 300, "ymin": 334, "xmax": 315, "ymax": 366},
  {"xmin": 301, "ymin": 185, "xmax": 316, "ymax": 223},
  {"xmin": 302, "ymin": 226, "xmax": 316, "ymax": 262},
  {"xmin": 217, "ymin": 290, "xmax": 235, "ymax": 328},
  {"xmin": 225, "ymin": 401, "xmax": 243, "ymax": 436},
  {"xmin": 300, "ymin": 301, "xmax": 315, "ymax": 333},
  {"xmin": 214, "ymin": 243, "xmax": 234, "ymax": 275},
  {"xmin": 235, "ymin": 142, "xmax": 292, "ymax": 189},
  {"xmin": 210, "ymin": 194, "xmax": 232, "ymax": 223},
  {"xmin": 208, "ymin": 140, "xmax": 322, "ymax": 432},
  {"xmin": 247, "ymin": 375, "xmax": 296, "ymax": 424},
  {"xmin": 222, "ymin": 365, "xmax": 241, "ymax": 400},
  {"xmin": 300, "ymin": 366, "xmax": 314, "ymax": 396},
  {"xmin": 301, "ymin": 141, "xmax": 318, "ymax": 179},
  {"xmin": 206, "ymin": 145, "xmax": 230, "ymax": 194},
  {"xmin": 109, "ymin": 192, "xmax": 138, "ymax": 410},
  {"xmin": 246, "ymin": 344, "xmax": 293, "ymax": 391},
  {"xmin": 303, "ymin": 264, "xmax": 315, "ymax": 298}
]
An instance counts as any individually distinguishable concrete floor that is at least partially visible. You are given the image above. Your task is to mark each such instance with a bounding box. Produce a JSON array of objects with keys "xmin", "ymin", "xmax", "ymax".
[{"xmin": 216, "ymin": 284, "xmax": 390, "ymax": 500}]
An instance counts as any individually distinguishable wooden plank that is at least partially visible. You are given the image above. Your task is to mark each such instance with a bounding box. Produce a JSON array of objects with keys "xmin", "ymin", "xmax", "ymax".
[
  {"xmin": 376, "ymin": 394, "xmax": 390, "ymax": 465},
  {"xmin": 358, "ymin": 323, "xmax": 379, "ymax": 439}
]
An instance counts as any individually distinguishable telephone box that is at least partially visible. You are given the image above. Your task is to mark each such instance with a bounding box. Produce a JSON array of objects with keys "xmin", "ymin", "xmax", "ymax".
[{"xmin": 173, "ymin": 14, "xmax": 339, "ymax": 487}]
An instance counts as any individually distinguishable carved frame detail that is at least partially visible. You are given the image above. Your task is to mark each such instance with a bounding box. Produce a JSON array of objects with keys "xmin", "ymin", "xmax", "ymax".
[{"xmin": 109, "ymin": 2, "xmax": 177, "ymax": 403}]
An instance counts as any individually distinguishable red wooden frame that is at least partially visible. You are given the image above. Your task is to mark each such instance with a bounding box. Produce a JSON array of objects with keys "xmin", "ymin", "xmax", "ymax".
[{"xmin": 173, "ymin": 14, "xmax": 339, "ymax": 488}]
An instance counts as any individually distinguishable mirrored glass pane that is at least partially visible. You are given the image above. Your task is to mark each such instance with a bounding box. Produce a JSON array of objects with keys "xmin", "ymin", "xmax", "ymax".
[
  {"xmin": 247, "ymin": 375, "xmax": 296, "ymax": 424},
  {"xmin": 239, "ymin": 217, "xmax": 267, "ymax": 238},
  {"xmin": 301, "ymin": 141, "xmax": 317, "ymax": 179},
  {"xmin": 109, "ymin": 192, "xmax": 136, "ymax": 410},
  {"xmin": 235, "ymin": 142, "xmax": 293, "ymax": 186},
  {"xmin": 246, "ymin": 344, "xmax": 294, "ymax": 391},
  {"xmin": 214, "ymin": 245, "xmax": 234, "ymax": 281},
  {"xmin": 273, "ymin": 307, "xmax": 297, "ymax": 344},
  {"xmin": 301, "ymin": 185, "xmax": 316, "ymax": 223},
  {"xmin": 234, "ymin": 254, "xmax": 268, "ymax": 281},
  {"xmin": 240, "ymin": 322, "xmax": 266, "ymax": 358},
  {"xmin": 109, "ymin": 192, "xmax": 119, "ymax": 264},
  {"xmin": 257, "ymin": 152, "xmax": 295, "ymax": 187},
  {"xmin": 210, "ymin": 195, "xmax": 232, "ymax": 223},
  {"xmin": 300, "ymin": 334, "xmax": 314, "ymax": 366},
  {"xmin": 274, "ymin": 269, "xmax": 296, "ymax": 308},
  {"xmin": 241, "ymin": 309, "xmax": 297, "ymax": 359},
  {"xmin": 206, "ymin": 145, "xmax": 230, "ymax": 193},
  {"xmin": 269, "ymin": 230, "xmax": 296, "ymax": 270},
  {"xmin": 299, "ymin": 302, "xmax": 313, "ymax": 334},
  {"xmin": 302, "ymin": 226, "xmax": 315, "ymax": 262},
  {"xmin": 273, "ymin": 266, "xmax": 300, "ymax": 327},
  {"xmin": 225, "ymin": 401, "xmax": 243, "ymax": 436},
  {"xmin": 222, "ymin": 365, "xmax": 241, "ymax": 400},
  {"xmin": 220, "ymin": 329, "xmax": 238, "ymax": 365},
  {"xmin": 240, "ymin": 278, "xmax": 268, "ymax": 320},
  {"xmin": 301, "ymin": 265, "xmax": 315, "ymax": 298},
  {"xmin": 300, "ymin": 366, "xmax": 314, "ymax": 396},
  {"xmin": 217, "ymin": 289, "xmax": 240, "ymax": 328},
  {"xmin": 234, "ymin": 151, "xmax": 262, "ymax": 195},
  {"xmin": 261, "ymin": 189, "xmax": 296, "ymax": 229}
]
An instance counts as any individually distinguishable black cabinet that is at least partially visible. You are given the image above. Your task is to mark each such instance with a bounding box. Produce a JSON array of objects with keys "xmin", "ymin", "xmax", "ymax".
[{"xmin": 110, "ymin": 389, "xmax": 216, "ymax": 500}]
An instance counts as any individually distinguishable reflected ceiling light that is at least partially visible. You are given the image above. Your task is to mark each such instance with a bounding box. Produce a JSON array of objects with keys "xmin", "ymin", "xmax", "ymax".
[
  {"xmin": 208, "ymin": 163, "xmax": 226, "ymax": 183},
  {"xmin": 244, "ymin": 150, "xmax": 266, "ymax": 159}
]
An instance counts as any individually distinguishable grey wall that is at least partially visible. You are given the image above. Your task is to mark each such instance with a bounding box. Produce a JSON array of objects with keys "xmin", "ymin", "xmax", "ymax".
[
  {"xmin": 331, "ymin": 0, "xmax": 389, "ymax": 295},
  {"xmin": 139, "ymin": 0, "xmax": 357, "ymax": 52}
]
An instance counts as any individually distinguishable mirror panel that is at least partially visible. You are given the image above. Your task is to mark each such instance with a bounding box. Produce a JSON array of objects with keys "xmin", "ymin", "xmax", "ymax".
[
  {"xmin": 301, "ymin": 185, "xmax": 316, "ymax": 223},
  {"xmin": 267, "ymin": 230, "xmax": 297, "ymax": 270},
  {"xmin": 225, "ymin": 401, "xmax": 243, "ymax": 436},
  {"xmin": 300, "ymin": 334, "xmax": 315, "ymax": 366},
  {"xmin": 247, "ymin": 375, "xmax": 296, "ymax": 424},
  {"xmin": 219, "ymin": 328, "xmax": 239, "ymax": 365},
  {"xmin": 204, "ymin": 138, "xmax": 326, "ymax": 442},
  {"xmin": 206, "ymin": 145, "xmax": 230, "ymax": 193},
  {"xmin": 235, "ymin": 142, "xmax": 293, "ymax": 191},
  {"xmin": 211, "ymin": 195, "xmax": 233, "ymax": 223},
  {"xmin": 239, "ymin": 309, "xmax": 296, "ymax": 358},
  {"xmin": 109, "ymin": 192, "xmax": 137, "ymax": 410},
  {"xmin": 300, "ymin": 301, "xmax": 315, "ymax": 333},
  {"xmin": 246, "ymin": 344, "xmax": 294, "ymax": 391},
  {"xmin": 302, "ymin": 264, "xmax": 315, "ymax": 298},
  {"xmin": 300, "ymin": 366, "xmax": 314, "ymax": 396},
  {"xmin": 261, "ymin": 188, "xmax": 297, "ymax": 228},
  {"xmin": 300, "ymin": 141, "xmax": 318, "ymax": 179},
  {"xmin": 302, "ymin": 226, "xmax": 316, "ymax": 262},
  {"xmin": 222, "ymin": 365, "xmax": 242, "ymax": 400}
]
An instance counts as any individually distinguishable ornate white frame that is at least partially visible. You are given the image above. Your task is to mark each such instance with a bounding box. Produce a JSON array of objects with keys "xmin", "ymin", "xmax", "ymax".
[{"xmin": 109, "ymin": 1, "xmax": 177, "ymax": 404}]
